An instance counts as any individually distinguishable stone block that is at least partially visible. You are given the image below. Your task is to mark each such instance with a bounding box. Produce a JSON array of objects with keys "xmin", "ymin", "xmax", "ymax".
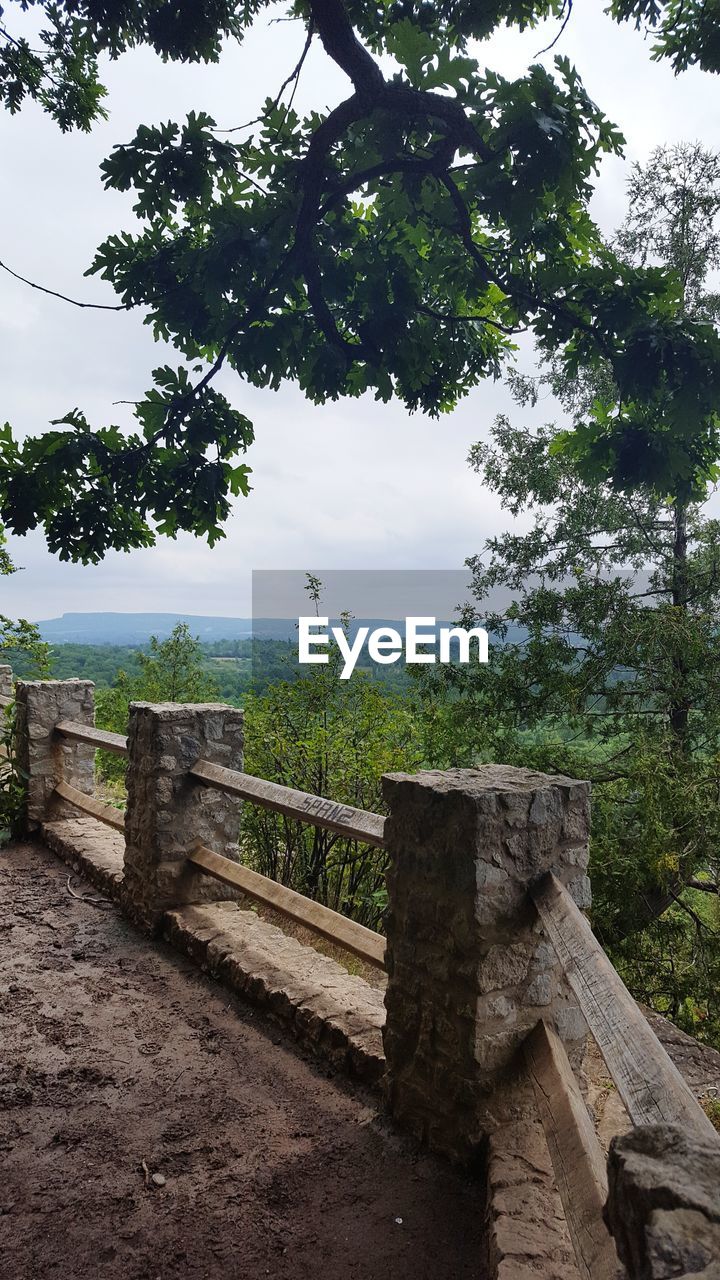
[
  {"xmin": 606, "ymin": 1124, "xmax": 720, "ymax": 1279},
  {"xmin": 15, "ymin": 680, "xmax": 95, "ymax": 829},
  {"xmin": 381, "ymin": 764, "xmax": 590, "ymax": 1164},
  {"xmin": 123, "ymin": 701, "xmax": 245, "ymax": 927}
]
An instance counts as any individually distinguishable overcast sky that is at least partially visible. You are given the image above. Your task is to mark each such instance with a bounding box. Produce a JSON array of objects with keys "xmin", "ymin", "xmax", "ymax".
[{"xmin": 0, "ymin": 4, "xmax": 718, "ymax": 621}]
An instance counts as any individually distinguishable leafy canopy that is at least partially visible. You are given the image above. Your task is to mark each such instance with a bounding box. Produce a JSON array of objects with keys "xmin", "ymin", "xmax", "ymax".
[
  {"xmin": 416, "ymin": 145, "xmax": 720, "ymax": 1042},
  {"xmin": 242, "ymin": 578, "xmax": 423, "ymax": 929},
  {"xmin": 1, "ymin": 1, "xmax": 719, "ymax": 560},
  {"xmin": 97, "ymin": 620, "xmax": 219, "ymax": 726}
]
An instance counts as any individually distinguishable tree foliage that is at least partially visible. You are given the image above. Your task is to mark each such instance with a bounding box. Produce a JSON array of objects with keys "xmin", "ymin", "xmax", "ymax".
[
  {"xmin": 242, "ymin": 607, "xmax": 423, "ymax": 930},
  {"xmin": 96, "ymin": 621, "xmax": 219, "ymax": 780},
  {"xmin": 419, "ymin": 144, "xmax": 720, "ymax": 1042},
  {"xmin": 0, "ymin": 539, "xmax": 50, "ymax": 843},
  {"xmin": 1, "ymin": 1, "xmax": 719, "ymax": 559},
  {"xmin": 0, "ymin": 525, "xmax": 51, "ymax": 673},
  {"xmin": 607, "ymin": 0, "xmax": 720, "ymax": 74},
  {"xmin": 97, "ymin": 621, "xmax": 219, "ymax": 727}
]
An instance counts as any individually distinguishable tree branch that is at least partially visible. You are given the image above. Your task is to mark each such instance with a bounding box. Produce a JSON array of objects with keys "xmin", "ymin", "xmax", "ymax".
[
  {"xmin": 688, "ymin": 878, "xmax": 719, "ymax": 895},
  {"xmin": 307, "ymin": 0, "xmax": 384, "ymax": 99},
  {"xmin": 0, "ymin": 257, "xmax": 126, "ymax": 311}
]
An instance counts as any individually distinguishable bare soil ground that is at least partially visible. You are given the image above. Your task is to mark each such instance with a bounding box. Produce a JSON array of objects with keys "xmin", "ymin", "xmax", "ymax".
[{"xmin": 0, "ymin": 840, "xmax": 484, "ymax": 1280}]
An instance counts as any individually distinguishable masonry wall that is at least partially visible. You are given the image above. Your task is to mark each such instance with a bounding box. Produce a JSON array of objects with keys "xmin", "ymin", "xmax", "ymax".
[
  {"xmin": 123, "ymin": 701, "xmax": 245, "ymax": 927},
  {"xmin": 15, "ymin": 680, "xmax": 95, "ymax": 829},
  {"xmin": 382, "ymin": 764, "xmax": 591, "ymax": 1163}
]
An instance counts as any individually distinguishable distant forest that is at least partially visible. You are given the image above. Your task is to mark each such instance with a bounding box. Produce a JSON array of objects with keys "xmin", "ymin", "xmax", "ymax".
[{"xmin": 6, "ymin": 637, "xmax": 414, "ymax": 702}]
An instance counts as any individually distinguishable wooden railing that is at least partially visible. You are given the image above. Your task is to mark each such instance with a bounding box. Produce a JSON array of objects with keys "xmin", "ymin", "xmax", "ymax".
[
  {"xmin": 53, "ymin": 779, "xmax": 126, "ymax": 832},
  {"xmin": 525, "ymin": 872, "xmax": 719, "ymax": 1280},
  {"xmin": 190, "ymin": 759, "xmax": 386, "ymax": 846},
  {"xmin": 188, "ymin": 843, "xmax": 386, "ymax": 968},
  {"xmin": 532, "ymin": 872, "xmax": 715, "ymax": 1138},
  {"xmin": 524, "ymin": 1018, "xmax": 616, "ymax": 1279},
  {"xmin": 51, "ymin": 721, "xmax": 387, "ymax": 968},
  {"xmin": 52, "ymin": 721, "xmax": 128, "ymax": 831},
  {"xmin": 9, "ymin": 678, "xmax": 719, "ymax": 1279},
  {"xmin": 187, "ymin": 758, "xmax": 387, "ymax": 966},
  {"xmin": 55, "ymin": 720, "xmax": 129, "ymax": 755}
]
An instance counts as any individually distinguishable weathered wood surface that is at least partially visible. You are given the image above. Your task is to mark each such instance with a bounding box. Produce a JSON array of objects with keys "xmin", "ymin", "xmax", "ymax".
[
  {"xmin": 55, "ymin": 719, "xmax": 129, "ymax": 756},
  {"xmin": 532, "ymin": 873, "xmax": 719, "ymax": 1144},
  {"xmin": 188, "ymin": 843, "xmax": 387, "ymax": 970},
  {"xmin": 524, "ymin": 1019, "xmax": 619, "ymax": 1280},
  {"xmin": 190, "ymin": 759, "xmax": 387, "ymax": 848},
  {"xmin": 54, "ymin": 779, "xmax": 126, "ymax": 832}
]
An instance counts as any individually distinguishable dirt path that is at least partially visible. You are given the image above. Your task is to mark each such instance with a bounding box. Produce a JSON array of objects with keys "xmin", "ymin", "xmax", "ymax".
[{"xmin": 0, "ymin": 840, "xmax": 484, "ymax": 1280}]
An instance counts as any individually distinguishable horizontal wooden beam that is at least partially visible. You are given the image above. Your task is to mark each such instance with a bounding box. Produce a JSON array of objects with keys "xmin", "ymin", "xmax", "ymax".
[
  {"xmin": 55, "ymin": 719, "xmax": 128, "ymax": 756},
  {"xmin": 190, "ymin": 759, "xmax": 387, "ymax": 848},
  {"xmin": 532, "ymin": 873, "xmax": 719, "ymax": 1144},
  {"xmin": 54, "ymin": 779, "xmax": 126, "ymax": 832},
  {"xmin": 188, "ymin": 842, "xmax": 387, "ymax": 970},
  {"xmin": 524, "ymin": 1020, "xmax": 617, "ymax": 1280}
]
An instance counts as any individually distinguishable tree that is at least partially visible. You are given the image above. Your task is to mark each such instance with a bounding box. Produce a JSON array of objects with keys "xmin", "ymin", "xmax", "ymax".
[
  {"xmin": 424, "ymin": 144, "xmax": 720, "ymax": 1042},
  {"xmin": 96, "ymin": 622, "xmax": 218, "ymax": 780},
  {"xmin": 243, "ymin": 673, "xmax": 422, "ymax": 930},
  {"xmin": 606, "ymin": 0, "xmax": 720, "ymax": 74},
  {"xmin": 0, "ymin": 535, "xmax": 50, "ymax": 841},
  {"xmin": 0, "ymin": 524, "xmax": 51, "ymax": 674},
  {"xmin": 2, "ymin": 2, "xmax": 717, "ymax": 135},
  {"xmin": 1, "ymin": 2, "xmax": 719, "ymax": 561},
  {"xmin": 241, "ymin": 579, "xmax": 423, "ymax": 929}
]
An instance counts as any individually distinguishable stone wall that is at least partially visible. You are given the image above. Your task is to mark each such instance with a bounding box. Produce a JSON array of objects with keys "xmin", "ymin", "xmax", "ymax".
[
  {"xmin": 0, "ymin": 664, "xmax": 13, "ymax": 699},
  {"xmin": 15, "ymin": 680, "xmax": 95, "ymax": 829},
  {"xmin": 606, "ymin": 1124, "xmax": 720, "ymax": 1278},
  {"xmin": 123, "ymin": 701, "xmax": 245, "ymax": 927},
  {"xmin": 382, "ymin": 764, "xmax": 591, "ymax": 1164}
]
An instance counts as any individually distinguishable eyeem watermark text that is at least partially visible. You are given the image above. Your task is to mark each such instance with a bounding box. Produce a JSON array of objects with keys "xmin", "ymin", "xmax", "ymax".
[{"xmin": 299, "ymin": 616, "xmax": 489, "ymax": 679}]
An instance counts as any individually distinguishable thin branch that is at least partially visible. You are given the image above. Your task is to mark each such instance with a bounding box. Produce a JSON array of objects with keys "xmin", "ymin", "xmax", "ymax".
[
  {"xmin": 418, "ymin": 303, "xmax": 524, "ymax": 335},
  {"xmin": 213, "ymin": 22, "xmax": 313, "ymax": 135},
  {"xmin": 670, "ymin": 886, "xmax": 717, "ymax": 935},
  {"xmin": 0, "ymin": 258, "xmax": 126, "ymax": 311},
  {"xmin": 535, "ymin": 0, "xmax": 574, "ymax": 56},
  {"xmin": 278, "ymin": 21, "xmax": 314, "ymax": 118},
  {"xmin": 688, "ymin": 878, "xmax": 719, "ymax": 895}
]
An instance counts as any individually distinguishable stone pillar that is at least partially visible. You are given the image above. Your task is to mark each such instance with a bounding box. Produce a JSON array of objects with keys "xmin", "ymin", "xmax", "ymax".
[
  {"xmin": 381, "ymin": 764, "xmax": 591, "ymax": 1164},
  {"xmin": 0, "ymin": 665, "xmax": 13, "ymax": 699},
  {"xmin": 15, "ymin": 680, "xmax": 95, "ymax": 829},
  {"xmin": 605, "ymin": 1125, "xmax": 720, "ymax": 1278},
  {"xmin": 123, "ymin": 701, "xmax": 245, "ymax": 928}
]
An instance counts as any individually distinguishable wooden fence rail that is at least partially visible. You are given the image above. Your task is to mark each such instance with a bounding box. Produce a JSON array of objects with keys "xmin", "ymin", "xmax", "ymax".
[
  {"xmin": 55, "ymin": 720, "xmax": 129, "ymax": 756},
  {"xmin": 524, "ymin": 1019, "xmax": 618, "ymax": 1280},
  {"xmin": 190, "ymin": 758, "xmax": 387, "ymax": 848},
  {"xmin": 188, "ymin": 843, "xmax": 387, "ymax": 969},
  {"xmin": 51, "ymin": 715, "xmax": 387, "ymax": 963},
  {"xmin": 54, "ymin": 779, "xmax": 126, "ymax": 832},
  {"xmin": 531, "ymin": 872, "xmax": 718, "ymax": 1144}
]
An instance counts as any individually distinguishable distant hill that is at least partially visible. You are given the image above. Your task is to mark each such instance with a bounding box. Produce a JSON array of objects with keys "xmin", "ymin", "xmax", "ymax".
[
  {"xmin": 35, "ymin": 611, "xmax": 526, "ymax": 648},
  {"xmin": 36, "ymin": 613, "xmax": 254, "ymax": 645},
  {"xmin": 35, "ymin": 612, "xmax": 432, "ymax": 645}
]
